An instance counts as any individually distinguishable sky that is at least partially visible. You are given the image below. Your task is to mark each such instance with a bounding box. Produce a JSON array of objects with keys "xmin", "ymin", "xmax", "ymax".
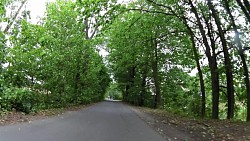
[
  {"xmin": 26, "ymin": 0, "xmax": 55, "ymax": 23},
  {"xmin": 25, "ymin": 0, "xmax": 132, "ymax": 23}
]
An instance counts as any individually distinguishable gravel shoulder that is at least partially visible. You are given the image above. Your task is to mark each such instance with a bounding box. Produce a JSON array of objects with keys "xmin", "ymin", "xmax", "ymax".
[
  {"xmin": 129, "ymin": 105, "xmax": 250, "ymax": 141},
  {"xmin": 129, "ymin": 106, "xmax": 193, "ymax": 141}
]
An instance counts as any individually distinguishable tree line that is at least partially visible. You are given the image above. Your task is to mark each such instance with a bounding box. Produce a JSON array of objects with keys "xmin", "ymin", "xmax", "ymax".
[
  {"xmin": 106, "ymin": 0, "xmax": 250, "ymax": 121},
  {"xmin": 1, "ymin": 0, "xmax": 250, "ymax": 122},
  {"xmin": 0, "ymin": 0, "xmax": 112, "ymax": 114}
]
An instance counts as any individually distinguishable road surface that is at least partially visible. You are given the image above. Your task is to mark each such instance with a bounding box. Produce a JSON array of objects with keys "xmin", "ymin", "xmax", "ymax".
[{"xmin": 0, "ymin": 101, "xmax": 166, "ymax": 141}]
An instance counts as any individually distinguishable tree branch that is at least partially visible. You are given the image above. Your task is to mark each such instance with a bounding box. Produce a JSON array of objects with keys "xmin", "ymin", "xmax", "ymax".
[
  {"xmin": 128, "ymin": 8, "xmax": 174, "ymax": 16},
  {"xmin": 219, "ymin": 86, "xmax": 227, "ymax": 97},
  {"xmin": 128, "ymin": 14, "xmax": 144, "ymax": 29},
  {"xmin": 216, "ymin": 45, "xmax": 234, "ymax": 56},
  {"xmin": 146, "ymin": 0, "xmax": 169, "ymax": 9},
  {"xmin": 4, "ymin": 0, "xmax": 27, "ymax": 33},
  {"xmin": 243, "ymin": 46, "xmax": 250, "ymax": 51}
]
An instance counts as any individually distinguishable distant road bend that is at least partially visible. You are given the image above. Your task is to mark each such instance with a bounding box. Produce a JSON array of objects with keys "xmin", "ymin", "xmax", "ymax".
[{"xmin": 0, "ymin": 101, "xmax": 166, "ymax": 141}]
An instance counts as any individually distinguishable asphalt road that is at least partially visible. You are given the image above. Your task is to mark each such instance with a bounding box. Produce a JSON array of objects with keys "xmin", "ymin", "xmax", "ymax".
[{"xmin": 0, "ymin": 101, "xmax": 166, "ymax": 141}]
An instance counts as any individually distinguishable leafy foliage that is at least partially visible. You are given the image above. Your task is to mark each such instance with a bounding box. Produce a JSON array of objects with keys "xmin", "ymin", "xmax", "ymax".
[
  {"xmin": 1, "ymin": 0, "xmax": 250, "ymax": 122},
  {"xmin": 0, "ymin": 0, "xmax": 111, "ymax": 114},
  {"xmin": 106, "ymin": 0, "xmax": 250, "ymax": 121}
]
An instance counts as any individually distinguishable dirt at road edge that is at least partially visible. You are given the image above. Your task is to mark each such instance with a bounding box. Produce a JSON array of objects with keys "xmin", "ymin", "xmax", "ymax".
[{"xmin": 129, "ymin": 105, "xmax": 250, "ymax": 141}]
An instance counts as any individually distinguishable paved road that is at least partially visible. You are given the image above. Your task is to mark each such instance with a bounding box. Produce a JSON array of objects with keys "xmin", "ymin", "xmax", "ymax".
[{"xmin": 0, "ymin": 101, "xmax": 166, "ymax": 141}]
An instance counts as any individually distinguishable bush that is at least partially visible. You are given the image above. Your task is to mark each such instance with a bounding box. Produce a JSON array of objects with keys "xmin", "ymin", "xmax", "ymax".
[{"xmin": 1, "ymin": 87, "xmax": 40, "ymax": 114}]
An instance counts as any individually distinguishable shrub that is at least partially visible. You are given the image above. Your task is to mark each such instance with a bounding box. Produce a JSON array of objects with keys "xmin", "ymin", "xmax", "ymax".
[{"xmin": 1, "ymin": 87, "xmax": 39, "ymax": 114}]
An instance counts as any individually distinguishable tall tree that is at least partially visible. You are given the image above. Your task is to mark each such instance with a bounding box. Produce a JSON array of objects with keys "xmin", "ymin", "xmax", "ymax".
[
  {"xmin": 223, "ymin": 0, "xmax": 250, "ymax": 121},
  {"xmin": 151, "ymin": 36, "xmax": 161, "ymax": 108},
  {"xmin": 5, "ymin": 0, "xmax": 111, "ymax": 109},
  {"xmin": 207, "ymin": 0, "xmax": 235, "ymax": 119},
  {"xmin": 187, "ymin": 0, "xmax": 220, "ymax": 119},
  {"xmin": 142, "ymin": 0, "xmax": 207, "ymax": 117}
]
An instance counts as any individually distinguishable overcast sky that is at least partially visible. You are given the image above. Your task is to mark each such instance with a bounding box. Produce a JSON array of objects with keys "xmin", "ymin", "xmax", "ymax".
[
  {"xmin": 26, "ymin": 0, "xmax": 55, "ymax": 23},
  {"xmin": 26, "ymin": 0, "xmax": 132, "ymax": 23}
]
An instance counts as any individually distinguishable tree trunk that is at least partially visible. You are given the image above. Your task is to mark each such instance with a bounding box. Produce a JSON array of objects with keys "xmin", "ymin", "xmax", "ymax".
[
  {"xmin": 235, "ymin": 0, "xmax": 250, "ymax": 24},
  {"xmin": 129, "ymin": 66, "xmax": 136, "ymax": 104},
  {"xmin": 4, "ymin": 0, "xmax": 27, "ymax": 33},
  {"xmin": 202, "ymin": 9, "xmax": 222, "ymax": 120},
  {"xmin": 183, "ymin": 18, "xmax": 206, "ymax": 118},
  {"xmin": 224, "ymin": 0, "xmax": 250, "ymax": 121},
  {"xmin": 243, "ymin": 0, "xmax": 250, "ymax": 15},
  {"xmin": 210, "ymin": 58, "xmax": 220, "ymax": 119},
  {"xmin": 207, "ymin": 0, "xmax": 235, "ymax": 119},
  {"xmin": 191, "ymin": 32, "xmax": 206, "ymax": 118},
  {"xmin": 124, "ymin": 66, "xmax": 136, "ymax": 104},
  {"xmin": 124, "ymin": 84, "xmax": 129, "ymax": 102},
  {"xmin": 241, "ymin": 54, "xmax": 250, "ymax": 121},
  {"xmin": 139, "ymin": 72, "xmax": 147, "ymax": 106},
  {"xmin": 151, "ymin": 37, "xmax": 161, "ymax": 108},
  {"xmin": 188, "ymin": 0, "xmax": 220, "ymax": 119}
]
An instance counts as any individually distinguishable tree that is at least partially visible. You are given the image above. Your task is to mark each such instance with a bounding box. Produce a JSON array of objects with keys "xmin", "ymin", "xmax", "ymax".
[
  {"xmin": 108, "ymin": 1, "xmax": 197, "ymax": 111},
  {"xmin": 223, "ymin": 0, "xmax": 250, "ymax": 121},
  {"xmin": 206, "ymin": 0, "xmax": 235, "ymax": 119},
  {"xmin": 235, "ymin": 0, "xmax": 250, "ymax": 24},
  {"xmin": 3, "ymin": 0, "xmax": 111, "ymax": 111}
]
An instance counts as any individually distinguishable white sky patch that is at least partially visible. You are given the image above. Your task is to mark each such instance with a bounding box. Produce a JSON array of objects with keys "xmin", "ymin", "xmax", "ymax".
[
  {"xmin": 189, "ymin": 68, "xmax": 198, "ymax": 77},
  {"xmin": 26, "ymin": 0, "xmax": 132, "ymax": 23},
  {"xmin": 26, "ymin": 0, "xmax": 56, "ymax": 23}
]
